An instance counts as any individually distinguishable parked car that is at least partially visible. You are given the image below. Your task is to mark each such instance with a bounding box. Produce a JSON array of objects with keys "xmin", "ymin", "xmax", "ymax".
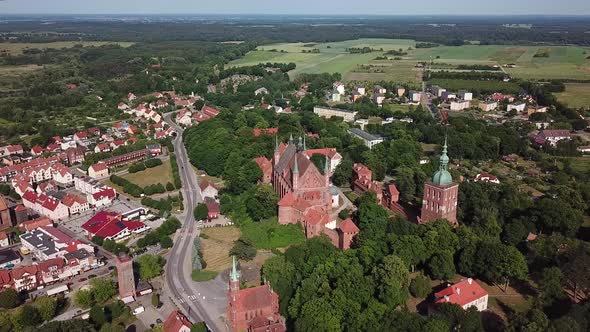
[{"xmin": 78, "ymin": 278, "xmax": 87, "ymax": 282}]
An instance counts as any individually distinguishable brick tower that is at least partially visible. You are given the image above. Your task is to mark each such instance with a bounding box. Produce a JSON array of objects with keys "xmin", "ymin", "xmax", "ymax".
[
  {"xmin": 420, "ymin": 136, "xmax": 459, "ymax": 226},
  {"xmin": 115, "ymin": 253, "xmax": 136, "ymax": 300}
]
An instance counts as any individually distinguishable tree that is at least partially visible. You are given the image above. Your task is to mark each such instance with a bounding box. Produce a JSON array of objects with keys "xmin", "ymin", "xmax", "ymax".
[
  {"xmin": 35, "ymin": 296, "xmax": 57, "ymax": 321},
  {"xmin": 310, "ymin": 154, "xmax": 327, "ymax": 174},
  {"xmin": 246, "ymin": 185, "xmax": 279, "ymax": 221},
  {"xmin": 99, "ymin": 323, "xmax": 126, "ymax": 332},
  {"xmin": 230, "ymin": 237, "xmax": 257, "ymax": 261},
  {"xmin": 166, "ymin": 182, "xmax": 175, "ymax": 191},
  {"xmin": 538, "ymin": 266, "xmax": 566, "ymax": 306},
  {"xmin": 91, "ymin": 236, "xmax": 104, "ymax": 246},
  {"xmin": 74, "ymin": 289, "xmax": 94, "ymax": 309},
  {"xmin": 560, "ymin": 246, "xmax": 590, "ymax": 301},
  {"xmin": 137, "ymin": 254, "xmax": 166, "ymax": 280},
  {"xmin": 392, "ymin": 235, "xmax": 428, "ymax": 272},
  {"xmin": 428, "ymin": 251, "xmax": 456, "ymax": 281},
  {"xmin": 331, "ymin": 158, "xmax": 353, "ymax": 186},
  {"xmin": 11, "ymin": 305, "xmax": 42, "ymax": 330},
  {"xmin": 38, "ymin": 319, "xmax": 95, "ymax": 332},
  {"xmin": 90, "ymin": 278, "xmax": 117, "ymax": 304},
  {"xmin": 548, "ymin": 317, "xmax": 581, "ymax": 332},
  {"xmin": 194, "ymin": 203, "xmax": 208, "ymax": 221},
  {"xmin": 0, "ymin": 288, "xmax": 21, "ymax": 309},
  {"xmin": 151, "ymin": 293, "xmax": 160, "ymax": 307},
  {"xmin": 159, "ymin": 235, "xmax": 173, "ymax": 248},
  {"xmin": 372, "ymin": 255, "xmax": 409, "ymax": 309},
  {"xmin": 0, "ymin": 311, "xmax": 13, "ymax": 332},
  {"xmin": 89, "ymin": 305, "xmax": 106, "ymax": 327},
  {"xmin": 409, "ymin": 274, "xmax": 431, "ymax": 298},
  {"xmin": 191, "ymin": 322, "xmax": 208, "ymax": 332}
]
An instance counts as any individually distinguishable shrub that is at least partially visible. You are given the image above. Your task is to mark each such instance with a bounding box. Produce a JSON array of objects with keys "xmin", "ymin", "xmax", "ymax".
[
  {"xmin": 166, "ymin": 182, "xmax": 175, "ymax": 191},
  {"xmin": 145, "ymin": 158, "xmax": 163, "ymax": 168},
  {"xmin": 229, "ymin": 237, "xmax": 257, "ymax": 261}
]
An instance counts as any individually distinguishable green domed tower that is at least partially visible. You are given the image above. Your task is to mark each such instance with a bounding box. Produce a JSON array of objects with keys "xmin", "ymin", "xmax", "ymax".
[{"xmin": 420, "ymin": 134, "xmax": 459, "ymax": 226}]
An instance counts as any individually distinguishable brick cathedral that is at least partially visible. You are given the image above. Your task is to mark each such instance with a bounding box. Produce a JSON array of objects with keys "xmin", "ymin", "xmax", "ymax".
[{"xmin": 255, "ymin": 135, "xmax": 359, "ymax": 250}]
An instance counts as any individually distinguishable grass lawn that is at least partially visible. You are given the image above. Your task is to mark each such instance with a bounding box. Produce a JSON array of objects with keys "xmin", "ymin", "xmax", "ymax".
[
  {"xmin": 567, "ymin": 156, "xmax": 590, "ymax": 172},
  {"xmin": 122, "ymin": 159, "xmax": 173, "ymax": 187},
  {"xmin": 0, "ymin": 41, "xmax": 134, "ymax": 55},
  {"xmin": 240, "ymin": 218, "xmax": 305, "ymax": 249},
  {"xmin": 200, "ymin": 226, "xmax": 241, "ymax": 272},
  {"xmin": 555, "ymin": 83, "xmax": 590, "ymax": 109},
  {"xmin": 191, "ymin": 269, "xmax": 219, "ymax": 282}
]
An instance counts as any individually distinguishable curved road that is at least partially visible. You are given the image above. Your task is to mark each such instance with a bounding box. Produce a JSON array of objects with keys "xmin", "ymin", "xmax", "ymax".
[{"xmin": 163, "ymin": 112, "xmax": 227, "ymax": 332}]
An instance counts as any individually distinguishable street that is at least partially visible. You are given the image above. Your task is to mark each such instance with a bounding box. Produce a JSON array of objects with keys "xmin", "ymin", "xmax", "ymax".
[{"xmin": 161, "ymin": 112, "xmax": 228, "ymax": 332}]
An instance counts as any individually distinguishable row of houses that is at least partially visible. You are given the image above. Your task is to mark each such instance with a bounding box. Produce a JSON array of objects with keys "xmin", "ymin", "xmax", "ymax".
[{"xmin": 175, "ymin": 105, "xmax": 221, "ymax": 127}]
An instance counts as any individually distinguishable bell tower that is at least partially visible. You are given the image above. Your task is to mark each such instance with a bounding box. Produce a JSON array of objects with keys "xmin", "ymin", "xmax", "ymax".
[{"xmin": 420, "ymin": 135, "xmax": 459, "ymax": 226}]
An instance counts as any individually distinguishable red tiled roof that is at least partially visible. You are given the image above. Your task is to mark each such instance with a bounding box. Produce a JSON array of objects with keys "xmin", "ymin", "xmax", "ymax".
[
  {"xmin": 338, "ymin": 218, "xmax": 359, "ymax": 233},
  {"xmin": 303, "ymin": 148, "xmax": 340, "ymax": 159},
  {"xmin": 202, "ymin": 105, "xmax": 220, "ymax": 117},
  {"xmin": 62, "ymin": 194, "xmax": 87, "ymax": 207},
  {"xmin": 278, "ymin": 192, "xmax": 295, "ymax": 207},
  {"xmin": 92, "ymin": 188, "xmax": 116, "ymax": 200},
  {"xmin": 41, "ymin": 198, "xmax": 61, "ymax": 212},
  {"xmin": 387, "ymin": 184, "xmax": 399, "ymax": 195},
  {"xmin": 19, "ymin": 217, "xmax": 52, "ymax": 231},
  {"xmin": 90, "ymin": 162, "xmax": 108, "ymax": 173},
  {"xmin": 0, "ymin": 269, "xmax": 11, "ymax": 287},
  {"xmin": 15, "ymin": 204, "xmax": 27, "ymax": 212},
  {"xmin": 233, "ymin": 283, "xmax": 277, "ymax": 312},
  {"xmin": 0, "ymin": 231, "xmax": 7, "ymax": 240},
  {"xmin": 199, "ymin": 179, "xmax": 218, "ymax": 191},
  {"xmin": 253, "ymin": 128, "xmax": 279, "ymax": 137},
  {"xmin": 75, "ymin": 132, "xmax": 88, "ymax": 139},
  {"xmin": 37, "ymin": 257, "xmax": 65, "ymax": 273},
  {"xmin": 31, "ymin": 146, "xmax": 43, "ymax": 154},
  {"xmin": 22, "ymin": 190, "xmax": 38, "ymax": 204},
  {"xmin": 163, "ymin": 311, "xmax": 192, "ymax": 332},
  {"xmin": 11, "ymin": 265, "xmax": 38, "ymax": 279},
  {"xmin": 435, "ymin": 278, "xmax": 488, "ymax": 307},
  {"xmin": 7, "ymin": 145, "xmax": 23, "ymax": 153}
]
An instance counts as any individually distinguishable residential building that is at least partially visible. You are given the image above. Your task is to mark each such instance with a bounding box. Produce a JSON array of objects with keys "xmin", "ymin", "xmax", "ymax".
[
  {"xmin": 176, "ymin": 109, "xmax": 193, "ymax": 126},
  {"xmin": 227, "ymin": 257, "xmax": 286, "ymax": 332},
  {"xmin": 441, "ymin": 91, "xmax": 457, "ymax": 100},
  {"xmin": 420, "ymin": 138, "xmax": 459, "ymax": 226},
  {"xmin": 0, "ymin": 249, "xmax": 21, "ymax": 269},
  {"xmin": 89, "ymin": 188, "xmax": 116, "ymax": 207},
  {"xmin": 394, "ymin": 85, "xmax": 406, "ymax": 97},
  {"xmin": 479, "ymin": 101, "xmax": 498, "ymax": 112},
  {"xmin": 65, "ymin": 146, "xmax": 85, "ymax": 165},
  {"xmin": 0, "ymin": 231, "xmax": 8, "ymax": 247},
  {"xmin": 254, "ymin": 157, "xmax": 273, "ymax": 184},
  {"xmin": 333, "ymin": 82, "xmax": 345, "ymax": 95},
  {"xmin": 0, "ymin": 196, "xmax": 12, "ymax": 231},
  {"xmin": 527, "ymin": 106, "xmax": 548, "ymax": 117},
  {"xmin": 373, "ymin": 85, "xmax": 387, "ymax": 94},
  {"xmin": 474, "ymin": 173, "xmax": 500, "ymax": 184},
  {"xmin": 434, "ymin": 278, "xmax": 488, "ymax": 311},
  {"xmin": 204, "ymin": 197, "xmax": 220, "ymax": 220},
  {"xmin": 353, "ymin": 85, "xmax": 366, "ymax": 96},
  {"xmin": 200, "ymin": 180, "xmax": 219, "ymax": 199},
  {"xmin": 37, "ymin": 257, "xmax": 76, "ymax": 285},
  {"xmin": 202, "ymin": 105, "xmax": 221, "ymax": 118},
  {"xmin": 450, "ymin": 100, "xmax": 471, "ymax": 111},
  {"xmin": 51, "ymin": 163, "xmax": 74, "ymax": 185},
  {"xmin": 88, "ymin": 162, "xmax": 109, "ymax": 179},
  {"xmin": 116, "ymin": 253, "xmax": 136, "ymax": 301},
  {"xmin": 529, "ymin": 129, "xmax": 571, "ymax": 147},
  {"xmin": 163, "ymin": 311, "xmax": 193, "ymax": 332},
  {"xmin": 22, "ymin": 191, "xmax": 69, "ymax": 221},
  {"xmin": 408, "ymin": 90, "xmax": 422, "ymax": 102},
  {"xmin": 458, "ymin": 90, "xmax": 473, "ymax": 101},
  {"xmin": 101, "ymin": 149, "xmax": 149, "ymax": 168},
  {"xmin": 372, "ymin": 93, "xmax": 385, "ymax": 105},
  {"xmin": 20, "ymin": 226, "xmax": 93, "ymax": 261},
  {"xmin": 12, "ymin": 265, "xmax": 39, "ymax": 291},
  {"xmin": 348, "ymin": 128, "xmax": 384, "ymax": 149},
  {"xmin": 431, "ymin": 86, "xmax": 446, "ymax": 97},
  {"xmin": 18, "ymin": 216, "xmax": 52, "ymax": 232},
  {"xmin": 313, "ymin": 106, "xmax": 357, "ymax": 122},
  {"xmin": 62, "ymin": 194, "xmax": 90, "ymax": 215},
  {"xmin": 507, "ymin": 102, "xmax": 526, "ymax": 113}
]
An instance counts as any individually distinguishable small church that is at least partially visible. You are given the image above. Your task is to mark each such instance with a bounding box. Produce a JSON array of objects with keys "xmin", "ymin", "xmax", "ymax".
[
  {"xmin": 254, "ymin": 135, "xmax": 359, "ymax": 250},
  {"xmin": 226, "ymin": 257, "xmax": 286, "ymax": 332}
]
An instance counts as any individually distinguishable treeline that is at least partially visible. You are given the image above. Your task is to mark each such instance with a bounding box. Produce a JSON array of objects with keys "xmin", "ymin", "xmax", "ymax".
[
  {"xmin": 141, "ymin": 195, "xmax": 183, "ymax": 214},
  {"xmin": 430, "ymin": 70, "xmax": 506, "ymax": 81},
  {"xmin": 429, "ymin": 79, "xmax": 522, "ymax": 96},
  {"xmin": 456, "ymin": 64, "xmax": 501, "ymax": 71},
  {"xmin": 137, "ymin": 217, "xmax": 181, "ymax": 249},
  {"xmin": 2, "ymin": 17, "xmax": 590, "ymax": 46},
  {"xmin": 415, "ymin": 42, "xmax": 438, "ymax": 48},
  {"xmin": 169, "ymin": 153, "xmax": 182, "ymax": 189},
  {"xmin": 218, "ymin": 62, "xmax": 295, "ymax": 80},
  {"xmin": 128, "ymin": 158, "xmax": 163, "ymax": 173},
  {"xmin": 347, "ymin": 47, "xmax": 380, "ymax": 54}
]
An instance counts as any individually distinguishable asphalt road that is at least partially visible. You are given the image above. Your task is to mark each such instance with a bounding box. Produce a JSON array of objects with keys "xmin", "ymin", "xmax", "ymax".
[{"xmin": 162, "ymin": 112, "xmax": 228, "ymax": 332}]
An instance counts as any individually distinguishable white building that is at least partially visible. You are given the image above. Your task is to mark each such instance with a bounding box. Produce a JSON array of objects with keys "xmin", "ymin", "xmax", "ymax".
[
  {"xmin": 434, "ymin": 278, "xmax": 488, "ymax": 312},
  {"xmin": 313, "ymin": 106, "xmax": 358, "ymax": 122},
  {"xmin": 450, "ymin": 100, "xmax": 471, "ymax": 111},
  {"xmin": 507, "ymin": 102, "xmax": 526, "ymax": 113},
  {"xmin": 348, "ymin": 128, "xmax": 384, "ymax": 149},
  {"xmin": 408, "ymin": 90, "xmax": 422, "ymax": 102},
  {"xmin": 479, "ymin": 101, "xmax": 498, "ymax": 112},
  {"xmin": 458, "ymin": 90, "xmax": 473, "ymax": 101}
]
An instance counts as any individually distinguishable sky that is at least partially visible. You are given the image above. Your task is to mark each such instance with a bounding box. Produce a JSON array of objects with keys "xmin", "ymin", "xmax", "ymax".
[{"xmin": 0, "ymin": 0, "xmax": 588, "ymax": 16}]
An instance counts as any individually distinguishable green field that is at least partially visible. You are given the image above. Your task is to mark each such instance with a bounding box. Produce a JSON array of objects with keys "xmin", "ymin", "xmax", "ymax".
[
  {"xmin": 555, "ymin": 83, "xmax": 590, "ymax": 108},
  {"xmin": 229, "ymin": 38, "xmax": 590, "ymax": 82},
  {"xmin": 0, "ymin": 41, "xmax": 134, "ymax": 55}
]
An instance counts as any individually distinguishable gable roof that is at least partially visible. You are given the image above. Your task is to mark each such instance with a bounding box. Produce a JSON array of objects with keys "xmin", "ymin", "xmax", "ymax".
[
  {"xmin": 338, "ymin": 218, "xmax": 359, "ymax": 233},
  {"xmin": 163, "ymin": 311, "xmax": 192, "ymax": 332},
  {"xmin": 435, "ymin": 278, "xmax": 488, "ymax": 307}
]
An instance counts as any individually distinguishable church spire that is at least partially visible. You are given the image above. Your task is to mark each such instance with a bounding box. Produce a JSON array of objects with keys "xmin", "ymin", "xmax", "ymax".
[
  {"xmin": 297, "ymin": 136, "xmax": 303, "ymax": 151},
  {"xmin": 274, "ymin": 135, "xmax": 279, "ymax": 152},
  {"xmin": 230, "ymin": 256, "xmax": 239, "ymax": 282},
  {"xmin": 432, "ymin": 131, "xmax": 452, "ymax": 186},
  {"xmin": 289, "ymin": 133, "xmax": 294, "ymax": 145},
  {"xmin": 303, "ymin": 135, "xmax": 307, "ymax": 150},
  {"xmin": 293, "ymin": 155, "xmax": 299, "ymax": 174}
]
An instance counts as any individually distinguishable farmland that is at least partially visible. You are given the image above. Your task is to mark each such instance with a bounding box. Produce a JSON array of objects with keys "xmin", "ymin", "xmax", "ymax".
[
  {"xmin": 0, "ymin": 41, "xmax": 135, "ymax": 55},
  {"xmin": 121, "ymin": 159, "xmax": 173, "ymax": 187},
  {"xmin": 555, "ymin": 83, "xmax": 590, "ymax": 108},
  {"xmin": 229, "ymin": 38, "xmax": 590, "ymax": 82}
]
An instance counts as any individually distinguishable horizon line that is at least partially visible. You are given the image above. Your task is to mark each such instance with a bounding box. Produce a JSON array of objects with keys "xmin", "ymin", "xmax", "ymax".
[{"xmin": 1, "ymin": 13, "xmax": 590, "ymax": 17}]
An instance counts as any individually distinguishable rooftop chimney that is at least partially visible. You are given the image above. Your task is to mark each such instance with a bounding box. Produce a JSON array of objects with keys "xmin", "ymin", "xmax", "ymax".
[{"xmin": 467, "ymin": 278, "xmax": 473, "ymax": 285}]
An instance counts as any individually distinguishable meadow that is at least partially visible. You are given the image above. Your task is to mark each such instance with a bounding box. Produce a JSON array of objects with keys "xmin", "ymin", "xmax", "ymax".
[
  {"xmin": 229, "ymin": 38, "xmax": 590, "ymax": 82},
  {"xmin": 0, "ymin": 41, "xmax": 135, "ymax": 55},
  {"xmin": 555, "ymin": 83, "xmax": 590, "ymax": 109}
]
